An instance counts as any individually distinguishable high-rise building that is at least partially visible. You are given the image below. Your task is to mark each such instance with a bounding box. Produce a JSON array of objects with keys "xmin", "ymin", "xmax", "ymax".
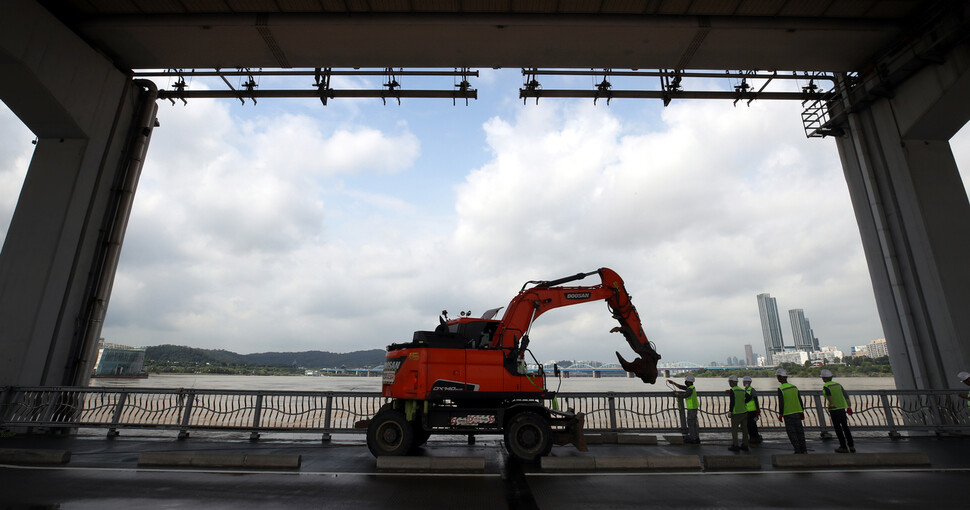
[
  {"xmin": 789, "ymin": 309, "xmax": 817, "ymax": 352},
  {"xmin": 869, "ymin": 338, "xmax": 889, "ymax": 357},
  {"xmin": 757, "ymin": 293, "xmax": 785, "ymax": 364},
  {"xmin": 744, "ymin": 344, "xmax": 756, "ymax": 366}
]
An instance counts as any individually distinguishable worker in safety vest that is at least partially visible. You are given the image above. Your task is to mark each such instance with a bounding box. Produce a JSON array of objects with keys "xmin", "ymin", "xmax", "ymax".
[
  {"xmin": 957, "ymin": 371, "xmax": 970, "ymax": 411},
  {"xmin": 775, "ymin": 368, "xmax": 807, "ymax": 454},
  {"xmin": 742, "ymin": 375, "xmax": 763, "ymax": 444},
  {"xmin": 727, "ymin": 375, "xmax": 751, "ymax": 452},
  {"xmin": 669, "ymin": 374, "xmax": 700, "ymax": 444},
  {"xmin": 821, "ymin": 369, "xmax": 855, "ymax": 453}
]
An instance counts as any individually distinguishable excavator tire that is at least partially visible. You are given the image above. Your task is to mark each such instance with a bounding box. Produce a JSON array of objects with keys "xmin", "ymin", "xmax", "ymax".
[
  {"xmin": 367, "ymin": 409, "xmax": 414, "ymax": 457},
  {"xmin": 504, "ymin": 411, "xmax": 552, "ymax": 463}
]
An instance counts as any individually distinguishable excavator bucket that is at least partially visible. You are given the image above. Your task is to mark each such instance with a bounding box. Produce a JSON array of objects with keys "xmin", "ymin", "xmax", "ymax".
[
  {"xmin": 611, "ymin": 326, "xmax": 660, "ymax": 384},
  {"xmin": 616, "ymin": 351, "xmax": 658, "ymax": 384}
]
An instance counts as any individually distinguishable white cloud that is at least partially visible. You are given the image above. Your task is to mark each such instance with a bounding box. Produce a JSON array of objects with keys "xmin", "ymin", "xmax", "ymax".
[
  {"xmin": 4, "ymin": 89, "xmax": 970, "ymax": 365},
  {"xmin": 103, "ymin": 99, "xmax": 435, "ymax": 352},
  {"xmin": 0, "ymin": 103, "xmax": 33, "ymax": 241},
  {"xmin": 451, "ymin": 100, "xmax": 881, "ymax": 362}
]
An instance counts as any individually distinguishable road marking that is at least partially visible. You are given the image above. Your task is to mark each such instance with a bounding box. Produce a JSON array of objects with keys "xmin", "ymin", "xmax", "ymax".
[
  {"xmin": 527, "ymin": 467, "xmax": 970, "ymax": 476},
  {"xmin": 6, "ymin": 462, "xmax": 970, "ymax": 478},
  {"xmin": 0, "ymin": 463, "xmax": 499, "ymax": 477}
]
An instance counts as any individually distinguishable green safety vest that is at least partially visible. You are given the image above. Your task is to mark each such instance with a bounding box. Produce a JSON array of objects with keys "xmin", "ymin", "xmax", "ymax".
[
  {"xmin": 731, "ymin": 386, "xmax": 747, "ymax": 414},
  {"xmin": 744, "ymin": 386, "xmax": 758, "ymax": 412},
  {"xmin": 824, "ymin": 381, "xmax": 849, "ymax": 410},
  {"xmin": 685, "ymin": 385, "xmax": 699, "ymax": 410},
  {"xmin": 779, "ymin": 383, "xmax": 804, "ymax": 416}
]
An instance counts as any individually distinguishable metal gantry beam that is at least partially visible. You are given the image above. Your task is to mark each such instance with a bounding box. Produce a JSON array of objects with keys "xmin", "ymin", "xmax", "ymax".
[
  {"xmin": 142, "ymin": 67, "xmax": 480, "ymax": 106},
  {"xmin": 137, "ymin": 66, "xmax": 842, "ymax": 137},
  {"xmin": 518, "ymin": 68, "xmax": 834, "ymax": 106}
]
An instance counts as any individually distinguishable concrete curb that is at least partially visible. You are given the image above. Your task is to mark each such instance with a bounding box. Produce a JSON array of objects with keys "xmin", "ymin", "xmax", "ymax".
[
  {"xmin": 542, "ymin": 455, "xmax": 702, "ymax": 472},
  {"xmin": 703, "ymin": 455, "xmax": 762, "ymax": 470},
  {"xmin": 541, "ymin": 456, "xmax": 596, "ymax": 471},
  {"xmin": 376, "ymin": 456, "xmax": 486, "ymax": 473},
  {"xmin": 772, "ymin": 452, "xmax": 931, "ymax": 468},
  {"xmin": 617, "ymin": 434, "xmax": 659, "ymax": 445},
  {"xmin": 0, "ymin": 448, "xmax": 71, "ymax": 465},
  {"xmin": 585, "ymin": 433, "xmax": 618, "ymax": 444},
  {"xmin": 138, "ymin": 452, "xmax": 301, "ymax": 469},
  {"xmin": 664, "ymin": 435, "xmax": 685, "ymax": 445}
]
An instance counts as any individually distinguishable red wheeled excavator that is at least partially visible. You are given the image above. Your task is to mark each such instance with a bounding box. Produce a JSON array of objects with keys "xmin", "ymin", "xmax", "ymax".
[{"xmin": 363, "ymin": 267, "xmax": 661, "ymax": 462}]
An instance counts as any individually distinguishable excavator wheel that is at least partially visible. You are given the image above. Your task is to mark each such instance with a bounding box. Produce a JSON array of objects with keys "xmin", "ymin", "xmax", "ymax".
[
  {"xmin": 504, "ymin": 411, "xmax": 552, "ymax": 463},
  {"xmin": 367, "ymin": 409, "xmax": 414, "ymax": 457}
]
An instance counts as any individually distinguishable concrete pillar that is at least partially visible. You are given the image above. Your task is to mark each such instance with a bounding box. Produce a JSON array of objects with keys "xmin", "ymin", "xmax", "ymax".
[
  {"xmin": 0, "ymin": 1, "xmax": 157, "ymax": 387},
  {"xmin": 832, "ymin": 35, "xmax": 970, "ymax": 390}
]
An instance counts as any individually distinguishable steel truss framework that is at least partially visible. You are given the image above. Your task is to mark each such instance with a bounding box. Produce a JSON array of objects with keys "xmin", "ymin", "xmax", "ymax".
[{"xmin": 136, "ymin": 67, "xmax": 842, "ymax": 138}]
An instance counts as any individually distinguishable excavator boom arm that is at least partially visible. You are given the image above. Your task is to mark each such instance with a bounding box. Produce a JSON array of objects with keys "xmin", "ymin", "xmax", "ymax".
[{"xmin": 493, "ymin": 268, "xmax": 661, "ymax": 383}]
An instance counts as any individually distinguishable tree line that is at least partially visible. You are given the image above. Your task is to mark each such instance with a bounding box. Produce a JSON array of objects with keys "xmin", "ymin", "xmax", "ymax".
[
  {"xmin": 685, "ymin": 356, "xmax": 893, "ymax": 378},
  {"xmin": 144, "ymin": 344, "xmax": 386, "ymax": 375}
]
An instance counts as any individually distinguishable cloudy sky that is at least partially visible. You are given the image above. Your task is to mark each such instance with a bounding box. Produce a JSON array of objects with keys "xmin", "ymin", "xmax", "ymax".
[{"xmin": 2, "ymin": 69, "xmax": 969, "ymax": 365}]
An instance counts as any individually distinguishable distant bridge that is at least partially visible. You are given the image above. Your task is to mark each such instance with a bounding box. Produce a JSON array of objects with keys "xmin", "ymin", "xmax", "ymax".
[{"xmin": 307, "ymin": 364, "xmax": 762, "ymax": 379}]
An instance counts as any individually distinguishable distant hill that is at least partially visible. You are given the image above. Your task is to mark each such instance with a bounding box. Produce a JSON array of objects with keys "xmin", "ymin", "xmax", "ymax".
[{"xmin": 144, "ymin": 344, "xmax": 386, "ymax": 368}]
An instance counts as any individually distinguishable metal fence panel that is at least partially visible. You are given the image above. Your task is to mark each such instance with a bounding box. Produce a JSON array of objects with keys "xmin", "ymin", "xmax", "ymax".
[{"xmin": 2, "ymin": 386, "xmax": 968, "ymax": 438}]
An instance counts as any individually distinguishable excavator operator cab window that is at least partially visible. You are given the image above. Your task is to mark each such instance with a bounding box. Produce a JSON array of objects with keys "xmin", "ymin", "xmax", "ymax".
[{"xmin": 456, "ymin": 321, "xmax": 496, "ymax": 349}]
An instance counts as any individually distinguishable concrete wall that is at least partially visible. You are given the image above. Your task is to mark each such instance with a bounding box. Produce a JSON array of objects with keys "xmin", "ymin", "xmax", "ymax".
[
  {"xmin": 835, "ymin": 38, "xmax": 970, "ymax": 390},
  {"xmin": 0, "ymin": 0, "xmax": 150, "ymax": 386}
]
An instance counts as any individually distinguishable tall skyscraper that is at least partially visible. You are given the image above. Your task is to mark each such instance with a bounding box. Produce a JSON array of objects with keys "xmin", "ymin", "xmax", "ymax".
[
  {"xmin": 744, "ymin": 344, "xmax": 755, "ymax": 366},
  {"xmin": 789, "ymin": 309, "xmax": 817, "ymax": 352},
  {"xmin": 757, "ymin": 293, "xmax": 785, "ymax": 364}
]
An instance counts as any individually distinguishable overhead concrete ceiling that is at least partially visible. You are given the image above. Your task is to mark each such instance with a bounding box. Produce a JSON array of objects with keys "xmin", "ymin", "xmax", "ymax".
[{"xmin": 39, "ymin": 0, "xmax": 935, "ymax": 72}]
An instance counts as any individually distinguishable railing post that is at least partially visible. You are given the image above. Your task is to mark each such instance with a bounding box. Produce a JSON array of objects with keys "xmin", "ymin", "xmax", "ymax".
[
  {"xmin": 178, "ymin": 391, "xmax": 195, "ymax": 440},
  {"xmin": 107, "ymin": 391, "xmax": 128, "ymax": 438},
  {"xmin": 608, "ymin": 392, "xmax": 618, "ymax": 432},
  {"xmin": 676, "ymin": 397, "xmax": 687, "ymax": 435},
  {"xmin": 926, "ymin": 391, "xmax": 945, "ymax": 436},
  {"xmin": 880, "ymin": 392, "xmax": 900, "ymax": 439},
  {"xmin": 0, "ymin": 387, "xmax": 13, "ymax": 425},
  {"xmin": 322, "ymin": 393, "xmax": 333, "ymax": 442},
  {"xmin": 250, "ymin": 393, "xmax": 263, "ymax": 441},
  {"xmin": 41, "ymin": 390, "xmax": 62, "ymax": 430},
  {"xmin": 813, "ymin": 393, "xmax": 831, "ymax": 439}
]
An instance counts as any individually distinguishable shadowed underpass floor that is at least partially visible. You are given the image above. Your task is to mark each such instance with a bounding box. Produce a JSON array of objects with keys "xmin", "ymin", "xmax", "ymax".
[{"xmin": 1, "ymin": 432, "xmax": 968, "ymax": 509}]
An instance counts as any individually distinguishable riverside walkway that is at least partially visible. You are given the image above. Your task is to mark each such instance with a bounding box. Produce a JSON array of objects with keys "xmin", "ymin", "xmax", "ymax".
[{"xmin": 2, "ymin": 431, "xmax": 968, "ymax": 509}]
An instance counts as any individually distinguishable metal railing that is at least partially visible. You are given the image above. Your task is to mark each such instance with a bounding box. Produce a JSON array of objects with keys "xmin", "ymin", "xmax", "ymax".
[{"xmin": 2, "ymin": 387, "xmax": 968, "ymax": 440}]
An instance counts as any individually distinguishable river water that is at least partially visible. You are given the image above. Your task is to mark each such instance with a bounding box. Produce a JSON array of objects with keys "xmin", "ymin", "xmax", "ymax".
[{"xmin": 89, "ymin": 374, "xmax": 897, "ymax": 393}]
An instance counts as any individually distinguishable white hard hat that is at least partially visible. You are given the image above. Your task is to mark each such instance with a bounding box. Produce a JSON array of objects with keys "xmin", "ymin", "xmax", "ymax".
[
  {"xmin": 742, "ymin": 375, "xmax": 752, "ymax": 383},
  {"xmin": 775, "ymin": 368, "xmax": 788, "ymax": 377},
  {"xmin": 820, "ymin": 369, "xmax": 833, "ymax": 378},
  {"xmin": 685, "ymin": 375, "xmax": 696, "ymax": 382},
  {"xmin": 728, "ymin": 375, "xmax": 738, "ymax": 382},
  {"xmin": 958, "ymin": 371, "xmax": 970, "ymax": 382}
]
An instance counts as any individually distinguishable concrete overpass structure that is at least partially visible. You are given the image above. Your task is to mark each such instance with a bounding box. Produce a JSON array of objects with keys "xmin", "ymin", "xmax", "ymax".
[{"xmin": 1, "ymin": 0, "xmax": 968, "ymax": 391}]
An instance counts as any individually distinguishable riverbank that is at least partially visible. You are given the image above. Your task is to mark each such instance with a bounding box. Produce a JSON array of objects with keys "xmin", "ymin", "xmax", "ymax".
[{"xmin": 683, "ymin": 356, "xmax": 893, "ymax": 379}]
